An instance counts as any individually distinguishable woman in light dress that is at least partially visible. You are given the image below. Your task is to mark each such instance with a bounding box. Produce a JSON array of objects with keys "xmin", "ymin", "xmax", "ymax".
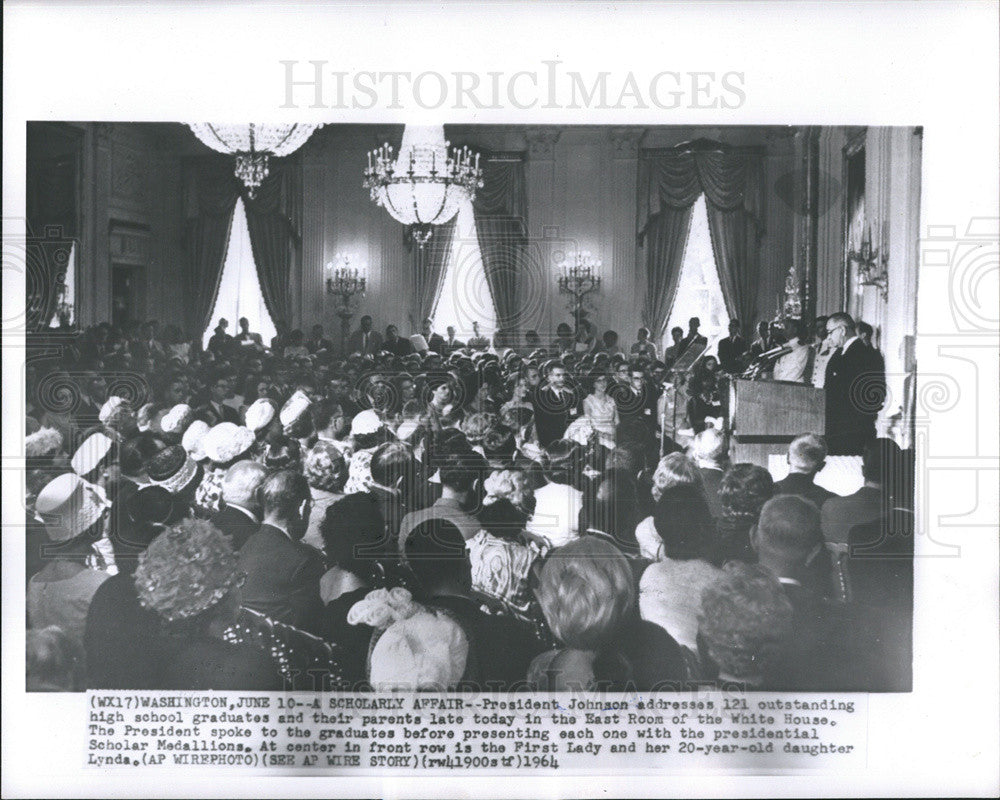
[{"xmin": 582, "ymin": 371, "xmax": 619, "ymax": 443}]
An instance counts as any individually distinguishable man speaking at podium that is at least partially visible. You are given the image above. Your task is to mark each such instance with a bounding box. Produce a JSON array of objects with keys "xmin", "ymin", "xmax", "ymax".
[{"xmin": 822, "ymin": 312, "xmax": 886, "ymax": 456}]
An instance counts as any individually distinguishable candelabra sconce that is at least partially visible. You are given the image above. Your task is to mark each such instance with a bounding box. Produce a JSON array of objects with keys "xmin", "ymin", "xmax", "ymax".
[
  {"xmin": 325, "ymin": 254, "xmax": 368, "ymax": 353},
  {"xmin": 848, "ymin": 226, "xmax": 889, "ymax": 302},
  {"xmin": 556, "ymin": 251, "xmax": 602, "ymax": 318}
]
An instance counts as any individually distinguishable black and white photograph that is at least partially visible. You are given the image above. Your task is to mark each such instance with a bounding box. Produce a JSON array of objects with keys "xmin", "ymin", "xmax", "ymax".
[
  {"xmin": 21, "ymin": 121, "xmax": 919, "ymax": 695},
  {"xmin": 3, "ymin": 2, "xmax": 998, "ymax": 798}
]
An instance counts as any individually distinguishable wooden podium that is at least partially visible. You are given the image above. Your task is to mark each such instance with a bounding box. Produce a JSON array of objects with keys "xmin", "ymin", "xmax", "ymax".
[{"xmin": 728, "ymin": 378, "xmax": 825, "ymax": 468}]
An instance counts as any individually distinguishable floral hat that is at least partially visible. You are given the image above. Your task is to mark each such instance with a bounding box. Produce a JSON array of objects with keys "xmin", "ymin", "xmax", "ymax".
[
  {"xmin": 202, "ymin": 422, "xmax": 255, "ymax": 464},
  {"xmin": 181, "ymin": 419, "xmax": 211, "ymax": 462},
  {"xmin": 159, "ymin": 404, "xmax": 192, "ymax": 441},
  {"xmin": 244, "ymin": 398, "xmax": 277, "ymax": 433},
  {"xmin": 134, "ymin": 518, "xmax": 242, "ymax": 623}
]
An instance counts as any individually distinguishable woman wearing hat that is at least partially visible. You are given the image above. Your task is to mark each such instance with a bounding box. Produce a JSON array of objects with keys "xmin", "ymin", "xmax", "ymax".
[
  {"xmin": 28, "ymin": 474, "xmax": 114, "ymax": 651},
  {"xmin": 133, "ymin": 518, "xmax": 282, "ymax": 690},
  {"xmin": 193, "ymin": 422, "xmax": 256, "ymax": 516}
]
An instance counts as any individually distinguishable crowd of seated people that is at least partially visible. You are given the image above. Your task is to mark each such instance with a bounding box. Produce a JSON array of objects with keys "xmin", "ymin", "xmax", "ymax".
[{"xmin": 24, "ymin": 314, "xmax": 911, "ymax": 692}]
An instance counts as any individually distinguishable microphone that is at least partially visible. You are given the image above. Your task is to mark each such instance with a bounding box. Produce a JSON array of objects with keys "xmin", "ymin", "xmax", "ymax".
[{"xmin": 756, "ymin": 344, "xmax": 793, "ymax": 362}]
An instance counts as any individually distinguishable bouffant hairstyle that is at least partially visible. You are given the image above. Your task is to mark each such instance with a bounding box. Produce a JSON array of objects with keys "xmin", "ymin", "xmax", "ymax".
[
  {"xmin": 651, "ymin": 452, "xmax": 704, "ymax": 501},
  {"xmin": 320, "ymin": 493, "xmax": 384, "ymax": 580},
  {"xmin": 697, "ymin": 562, "xmax": 793, "ymax": 681},
  {"xmin": 533, "ymin": 537, "xmax": 635, "ymax": 651},
  {"xmin": 718, "ymin": 463, "xmax": 774, "ymax": 517}
]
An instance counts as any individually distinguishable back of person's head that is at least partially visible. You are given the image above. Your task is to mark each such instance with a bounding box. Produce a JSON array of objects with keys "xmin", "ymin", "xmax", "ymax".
[
  {"xmin": 221, "ymin": 460, "xmax": 267, "ymax": 509},
  {"xmin": 120, "ymin": 432, "xmax": 164, "ymax": 478},
  {"xmin": 753, "ymin": 494, "xmax": 824, "ymax": 570},
  {"xmin": 533, "ymin": 537, "xmax": 635, "ymax": 651},
  {"xmin": 477, "ymin": 498, "xmax": 529, "ymax": 542},
  {"xmin": 652, "ymin": 483, "xmax": 714, "ymax": 560},
  {"xmin": 261, "ymin": 469, "xmax": 311, "ymax": 522},
  {"xmin": 862, "ymin": 437, "xmax": 898, "ymax": 486},
  {"xmin": 582, "ymin": 473, "xmax": 640, "ymax": 555},
  {"xmin": 303, "ymin": 441, "xmax": 348, "ymax": 494},
  {"xmin": 370, "ymin": 441, "xmax": 416, "ymax": 493},
  {"xmin": 652, "ymin": 452, "xmax": 703, "ymax": 498},
  {"xmin": 27, "ymin": 626, "xmax": 83, "ymax": 691},
  {"xmin": 544, "ymin": 439, "xmax": 582, "ymax": 486},
  {"xmin": 719, "ymin": 464, "xmax": 774, "ymax": 517},
  {"xmin": 697, "ymin": 562, "xmax": 793, "ymax": 683},
  {"xmin": 404, "ymin": 518, "xmax": 471, "ymax": 595},
  {"xmin": 320, "ymin": 493, "xmax": 383, "ymax": 580},
  {"xmin": 433, "ymin": 447, "xmax": 487, "ymax": 496},
  {"xmin": 787, "ymin": 433, "xmax": 827, "ymax": 474},
  {"xmin": 263, "ymin": 434, "xmax": 302, "ymax": 471},
  {"xmin": 689, "ymin": 427, "xmax": 728, "ymax": 465}
]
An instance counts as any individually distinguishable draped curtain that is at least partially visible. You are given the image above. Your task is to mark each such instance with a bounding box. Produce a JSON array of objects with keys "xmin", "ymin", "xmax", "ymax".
[
  {"xmin": 637, "ymin": 143, "xmax": 764, "ymax": 339},
  {"xmin": 244, "ymin": 158, "xmax": 301, "ymax": 332},
  {"xmin": 472, "ymin": 154, "xmax": 528, "ymax": 338},
  {"xmin": 409, "ymin": 216, "xmax": 458, "ymax": 327},
  {"xmin": 182, "ymin": 156, "xmax": 239, "ymax": 338},
  {"xmin": 183, "ymin": 155, "xmax": 302, "ymax": 337}
]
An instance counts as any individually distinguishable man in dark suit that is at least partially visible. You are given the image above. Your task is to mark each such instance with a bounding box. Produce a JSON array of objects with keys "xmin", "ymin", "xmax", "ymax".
[
  {"xmin": 717, "ymin": 319, "xmax": 749, "ymax": 375},
  {"xmin": 346, "ymin": 315, "xmax": 383, "ymax": 356},
  {"xmin": 773, "ymin": 433, "xmax": 838, "ymax": 510},
  {"xmin": 381, "ymin": 325, "xmax": 414, "ymax": 357},
  {"xmin": 238, "ymin": 470, "xmax": 325, "ymax": 635},
  {"xmin": 200, "ymin": 370, "xmax": 241, "ymax": 426},
  {"xmin": 680, "ymin": 316, "xmax": 708, "ymax": 355},
  {"xmin": 442, "ymin": 325, "xmax": 464, "ymax": 354},
  {"xmin": 823, "ymin": 313, "xmax": 886, "ymax": 455},
  {"xmin": 531, "ymin": 363, "xmax": 580, "ymax": 447},
  {"xmin": 211, "ymin": 460, "xmax": 267, "ymax": 550},
  {"xmin": 615, "ymin": 365, "xmax": 658, "ymax": 430},
  {"xmin": 821, "ymin": 438, "xmax": 889, "ymax": 545},
  {"xmin": 305, "ymin": 323, "xmax": 333, "ymax": 355},
  {"xmin": 421, "ymin": 317, "xmax": 446, "ymax": 354}
]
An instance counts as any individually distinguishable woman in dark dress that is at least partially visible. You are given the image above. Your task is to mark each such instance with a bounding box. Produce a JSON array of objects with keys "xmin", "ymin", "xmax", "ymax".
[{"xmin": 133, "ymin": 518, "xmax": 282, "ymax": 690}]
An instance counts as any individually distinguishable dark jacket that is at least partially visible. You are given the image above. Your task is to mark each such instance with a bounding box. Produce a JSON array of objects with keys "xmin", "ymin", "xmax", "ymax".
[
  {"xmin": 824, "ymin": 339, "xmax": 886, "ymax": 455},
  {"xmin": 717, "ymin": 335, "xmax": 748, "ymax": 374},
  {"xmin": 773, "ymin": 471, "xmax": 837, "ymax": 510},
  {"xmin": 238, "ymin": 524, "xmax": 326, "ymax": 635},
  {"xmin": 211, "ymin": 504, "xmax": 261, "ymax": 551},
  {"xmin": 698, "ymin": 466, "xmax": 726, "ymax": 519},
  {"xmin": 531, "ymin": 385, "xmax": 581, "ymax": 447}
]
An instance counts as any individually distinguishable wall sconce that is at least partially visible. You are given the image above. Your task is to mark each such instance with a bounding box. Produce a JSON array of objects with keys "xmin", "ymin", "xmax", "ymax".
[
  {"xmin": 325, "ymin": 253, "xmax": 367, "ymax": 353},
  {"xmin": 556, "ymin": 251, "xmax": 602, "ymax": 318},
  {"xmin": 848, "ymin": 226, "xmax": 888, "ymax": 302}
]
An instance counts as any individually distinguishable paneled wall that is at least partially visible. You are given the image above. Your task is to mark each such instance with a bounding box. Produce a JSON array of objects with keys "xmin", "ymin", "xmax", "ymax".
[{"xmin": 66, "ymin": 123, "xmax": 187, "ymax": 329}]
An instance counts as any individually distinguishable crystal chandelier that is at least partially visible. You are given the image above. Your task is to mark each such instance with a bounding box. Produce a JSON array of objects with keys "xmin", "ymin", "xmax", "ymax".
[
  {"xmin": 187, "ymin": 123, "xmax": 321, "ymax": 198},
  {"xmin": 363, "ymin": 125, "xmax": 482, "ymax": 247}
]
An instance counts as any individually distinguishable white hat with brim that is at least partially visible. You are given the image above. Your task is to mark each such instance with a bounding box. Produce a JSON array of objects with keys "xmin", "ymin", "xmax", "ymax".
[
  {"xmin": 71, "ymin": 432, "xmax": 114, "ymax": 479},
  {"xmin": 181, "ymin": 420, "xmax": 211, "ymax": 462},
  {"xmin": 35, "ymin": 473, "xmax": 110, "ymax": 542},
  {"xmin": 202, "ymin": 422, "xmax": 255, "ymax": 464}
]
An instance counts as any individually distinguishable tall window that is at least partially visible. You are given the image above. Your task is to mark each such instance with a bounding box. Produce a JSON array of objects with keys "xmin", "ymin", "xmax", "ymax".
[
  {"xmin": 664, "ymin": 194, "xmax": 730, "ymax": 348},
  {"xmin": 203, "ymin": 197, "xmax": 277, "ymax": 347},
  {"xmin": 432, "ymin": 200, "xmax": 497, "ymax": 338}
]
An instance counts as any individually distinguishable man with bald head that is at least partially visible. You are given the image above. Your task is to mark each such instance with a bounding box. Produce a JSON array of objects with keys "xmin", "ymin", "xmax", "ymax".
[
  {"xmin": 210, "ymin": 460, "xmax": 268, "ymax": 549},
  {"xmin": 773, "ymin": 433, "xmax": 838, "ymax": 509}
]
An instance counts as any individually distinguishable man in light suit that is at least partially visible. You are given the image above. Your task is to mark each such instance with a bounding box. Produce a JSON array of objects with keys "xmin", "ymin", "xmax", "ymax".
[
  {"xmin": 347, "ymin": 315, "xmax": 382, "ymax": 356},
  {"xmin": 823, "ymin": 313, "xmax": 886, "ymax": 456}
]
